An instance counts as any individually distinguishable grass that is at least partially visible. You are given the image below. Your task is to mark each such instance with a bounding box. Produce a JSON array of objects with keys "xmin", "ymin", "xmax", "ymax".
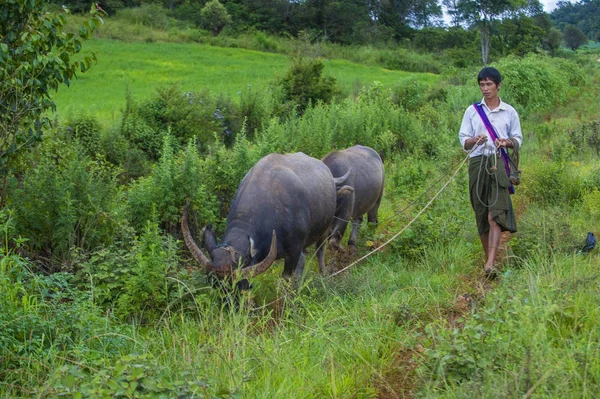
[
  {"xmin": 5, "ymin": 22, "xmax": 600, "ymax": 398},
  {"xmin": 418, "ymin": 251, "xmax": 600, "ymax": 398},
  {"xmin": 52, "ymin": 38, "xmax": 439, "ymax": 123}
]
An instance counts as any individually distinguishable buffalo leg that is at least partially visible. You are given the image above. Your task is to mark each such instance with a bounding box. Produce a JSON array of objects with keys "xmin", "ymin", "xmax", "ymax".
[
  {"xmin": 315, "ymin": 237, "xmax": 327, "ymax": 274},
  {"xmin": 367, "ymin": 195, "xmax": 382, "ymax": 226},
  {"xmin": 282, "ymin": 249, "xmax": 303, "ymax": 279},
  {"xmin": 348, "ymin": 216, "xmax": 363, "ymax": 248},
  {"xmin": 294, "ymin": 251, "xmax": 306, "ymax": 280}
]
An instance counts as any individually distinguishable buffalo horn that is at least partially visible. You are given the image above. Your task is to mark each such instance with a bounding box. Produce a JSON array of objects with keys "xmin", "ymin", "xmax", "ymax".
[
  {"xmin": 332, "ymin": 168, "xmax": 352, "ymax": 188},
  {"xmin": 239, "ymin": 230, "xmax": 278, "ymax": 278},
  {"xmin": 181, "ymin": 200, "xmax": 212, "ymax": 268}
]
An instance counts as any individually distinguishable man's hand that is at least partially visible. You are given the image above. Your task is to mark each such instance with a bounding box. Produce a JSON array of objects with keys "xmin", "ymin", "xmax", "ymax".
[
  {"xmin": 464, "ymin": 134, "xmax": 487, "ymax": 150},
  {"xmin": 494, "ymin": 138, "xmax": 511, "ymax": 149},
  {"xmin": 474, "ymin": 134, "xmax": 487, "ymax": 145}
]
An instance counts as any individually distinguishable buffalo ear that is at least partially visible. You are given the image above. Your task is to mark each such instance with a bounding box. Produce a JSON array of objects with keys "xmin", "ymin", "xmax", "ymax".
[
  {"xmin": 249, "ymin": 236, "xmax": 258, "ymax": 258},
  {"xmin": 202, "ymin": 224, "xmax": 218, "ymax": 252},
  {"xmin": 336, "ymin": 185, "xmax": 354, "ymax": 197}
]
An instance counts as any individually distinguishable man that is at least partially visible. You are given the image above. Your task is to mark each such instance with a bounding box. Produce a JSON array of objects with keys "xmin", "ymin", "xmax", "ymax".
[{"xmin": 459, "ymin": 67, "xmax": 523, "ymax": 278}]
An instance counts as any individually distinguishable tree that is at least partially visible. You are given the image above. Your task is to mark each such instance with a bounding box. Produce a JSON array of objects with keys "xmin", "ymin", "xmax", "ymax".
[
  {"xmin": 409, "ymin": 0, "xmax": 444, "ymax": 29},
  {"xmin": 563, "ymin": 24, "xmax": 588, "ymax": 50},
  {"xmin": 442, "ymin": 0, "xmax": 463, "ymax": 26},
  {"xmin": 454, "ymin": 0, "xmax": 542, "ymax": 64},
  {"xmin": 201, "ymin": 0, "xmax": 232, "ymax": 36},
  {"xmin": 0, "ymin": 1, "xmax": 102, "ymax": 203},
  {"xmin": 551, "ymin": 0, "xmax": 600, "ymax": 42}
]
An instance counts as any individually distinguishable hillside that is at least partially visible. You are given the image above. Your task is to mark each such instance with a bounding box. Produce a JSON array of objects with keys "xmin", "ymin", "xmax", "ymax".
[{"xmin": 52, "ymin": 38, "xmax": 439, "ymax": 122}]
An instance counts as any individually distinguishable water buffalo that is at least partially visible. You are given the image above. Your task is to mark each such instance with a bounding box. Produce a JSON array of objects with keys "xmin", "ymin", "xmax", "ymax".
[
  {"xmin": 181, "ymin": 152, "xmax": 353, "ymax": 281},
  {"xmin": 322, "ymin": 145, "xmax": 384, "ymax": 251}
]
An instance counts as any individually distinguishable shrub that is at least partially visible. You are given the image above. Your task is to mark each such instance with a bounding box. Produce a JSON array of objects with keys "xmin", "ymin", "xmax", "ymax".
[
  {"xmin": 131, "ymin": 85, "xmax": 224, "ymax": 152},
  {"xmin": 115, "ymin": 219, "xmax": 179, "ymax": 321},
  {"xmin": 127, "ymin": 137, "xmax": 220, "ymax": 232},
  {"xmin": 569, "ymin": 120, "xmax": 600, "ymax": 155},
  {"xmin": 115, "ymin": 4, "xmax": 173, "ymax": 30},
  {"xmin": 9, "ymin": 139, "xmax": 127, "ymax": 266},
  {"xmin": 495, "ymin": 54, "xmax": 584, "ymax": 115},
  {"xmin": 390, "ymin": 76, "xmax": 428, "ymax": 112},
  {"xmin": 200, "ymin": 0, "xmax": 232, "ymax": 36},
  {"xmin": 0, "ymin": 211, "xmax": 129, "ymax": 385},
  {"xmin": 48, "ymin": 354, "xmax": 239, "ymax": 398},
  {"xmin": 275, "ymin": 56, "xmax": 339, "ymax": 115},
  {"xmin": 511, "ymin": 205, "xmax": 578, "ymax": 258},
  {"xmin": 64, "ymin": 113, "xmax": 102, "ymax": 157},
  {"xmin": 237, "ymin": 84, "xmax": 274, "ymax": 140},
  {"xmin": 523, "ymin": 158, "xmax": 583, "ymax": 206}
]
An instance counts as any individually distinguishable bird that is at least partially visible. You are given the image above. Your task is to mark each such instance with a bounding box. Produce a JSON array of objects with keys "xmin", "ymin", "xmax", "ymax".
[{"xmin": 582, "ymin": 232, "xmax": 596, "ymax": 254}]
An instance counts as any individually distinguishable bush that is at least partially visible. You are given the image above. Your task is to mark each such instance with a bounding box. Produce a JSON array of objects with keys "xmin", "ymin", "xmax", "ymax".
[
  {"xmin": 237, "ymin": 84, "xmax": 274, "ymax": 140},
  {"xmin": 569, "ymin": 120, "xmax": 600, "ymax": 155},
  {"xmin": 275, "ymin": 56, "xmax": 339, "ymax": 115},
  {"xmin": 115, "ymin": 4, "xmax": 173, "ymax": 30},
  {"xmin": 115, "ymin": 219, "xmax": 179, "ymax": 321},
  {"xmin": 0, "ymin": 211, "xmax": 129, "ymax": 385},
  {"xmin": 9, "ymin": 138, "xmax": 128, "ymax": 266},
  {"xmin": 127, "ymin": 137, "xmax": 220, "ymax": 232},
  {"xmin": 131, "ymin": 85, "xmax": 227, "ymax": 152},
  {"xmin": 495, "ymin": 54, "xmax": 584, "ymax": 115},
  {"xmin": 64, "ymin": 113, "xmax": 102, "ymax": 157},
  {"xmin": 511, "ymin": 205, "xmax": 579, "ymax": 258},
  {"xmin": 390, "ymin": 76, "xmax": 428, "ymax": 112}
]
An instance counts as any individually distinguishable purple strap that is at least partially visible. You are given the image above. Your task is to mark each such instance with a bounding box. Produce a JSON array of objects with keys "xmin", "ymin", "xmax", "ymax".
[{"xmin": 473, "ymin": 103, "xmax": 515, "ymax": 194}]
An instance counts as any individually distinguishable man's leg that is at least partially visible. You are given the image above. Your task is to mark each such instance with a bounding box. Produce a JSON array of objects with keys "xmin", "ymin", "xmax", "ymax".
[
  {"xmin": 485, "ymin": 211, "xmax": 502, "ymax": 272},
  {"xmin": 479, "ymin": 233, "xmax": 489, "ymax": 259}
]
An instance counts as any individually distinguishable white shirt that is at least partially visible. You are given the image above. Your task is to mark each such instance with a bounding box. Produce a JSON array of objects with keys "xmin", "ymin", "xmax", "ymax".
[{"xmin": 459, "ymin": 98, "xmax": 523, "ymax": 157}]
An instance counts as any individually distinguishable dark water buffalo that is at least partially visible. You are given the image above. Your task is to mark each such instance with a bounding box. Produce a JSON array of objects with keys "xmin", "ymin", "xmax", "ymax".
[
  {"xmin": 182, "ymin": 152, "xmax": 353, "ymax": 281},
  {"xmin": 322, "ymin": 145, "xmax": 384, "ymax": 251}
]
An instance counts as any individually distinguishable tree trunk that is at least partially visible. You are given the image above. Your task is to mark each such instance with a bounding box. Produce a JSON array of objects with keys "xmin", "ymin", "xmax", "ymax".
[{"xmin": 480, "ymin": 22, "xmax": 490, "ymax": 64}]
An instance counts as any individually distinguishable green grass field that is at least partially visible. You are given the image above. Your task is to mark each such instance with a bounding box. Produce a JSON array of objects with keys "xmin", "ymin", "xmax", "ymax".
[{"xmin": 53, "ymin": 38, "xmax": 439, "ymax": 123}]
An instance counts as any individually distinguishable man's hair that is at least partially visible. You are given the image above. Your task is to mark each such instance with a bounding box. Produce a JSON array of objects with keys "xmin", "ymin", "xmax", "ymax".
[{"xmin": 477, "ymin": 67, "xmax": 502, "ymax": 86}]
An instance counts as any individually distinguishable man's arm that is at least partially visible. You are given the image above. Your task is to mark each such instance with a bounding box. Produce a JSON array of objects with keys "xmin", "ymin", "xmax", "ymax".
[
  {"xmin": 509, "ymin": 108, "xmax": 523, "ymax": 148},
  {"xmin": 459, "ymin": 107, "xmax": 487, "ymax": 151}
]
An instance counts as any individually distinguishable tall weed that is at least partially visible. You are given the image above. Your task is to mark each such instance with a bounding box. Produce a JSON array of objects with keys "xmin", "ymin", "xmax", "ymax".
[{"xmin": 9, "ymin": 138, "xmax": 127, "ymax": 266}]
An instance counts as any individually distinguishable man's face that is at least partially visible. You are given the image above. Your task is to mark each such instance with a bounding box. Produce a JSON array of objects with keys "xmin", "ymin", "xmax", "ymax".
[{"xmin": 479, "ymin": 78, "xmax": 500, "ymax": 100}]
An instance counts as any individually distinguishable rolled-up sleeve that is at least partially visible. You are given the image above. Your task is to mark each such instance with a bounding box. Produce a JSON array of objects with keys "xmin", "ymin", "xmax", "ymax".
[
  {"xmin": 459, "ymin": 108, "xmax": 474, "ymax": 151},
  {"xmin": 509, "ymin": 109, "xmax": 523, "ymax": 148}
]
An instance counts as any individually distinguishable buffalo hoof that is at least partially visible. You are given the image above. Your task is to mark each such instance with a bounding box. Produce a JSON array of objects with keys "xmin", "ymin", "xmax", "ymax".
[
  {"xmin": 329, "ymin": 238, "xmax": 342, "ymax": 251},
  {"xmin": 347, "ymin": 244, "xmax": 357, "ymax": 255}
]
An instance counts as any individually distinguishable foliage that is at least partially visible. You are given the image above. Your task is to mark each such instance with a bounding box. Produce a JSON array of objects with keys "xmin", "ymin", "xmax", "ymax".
[
  {"xmin": 114, "ymin": 4, "xmax": 174, "ymax": 31},
  {"xmin": 275, "ymin": 56, "xmax": 339, "ymax": 116},
  {"xmin": 449, "ymin": 0, "xmax": 543, "ymax": 63},
  {"xmin": 495, "ymin": 54, "xmax": 584, "ymax": 115},
  {"xmin": 8, "ymin": 137, "xmax": 127, "ymax": 266},
  {"xmin": 126, "ymin": 136, "xmax": 220, "ymax": 231},
  {"xmin": 64, "ymin": 113, "xmax": 103, "ymax": 157},
  {"xmin": 48, "ymin": 353, "xmax": 241, "ymax": 398},
  {"xmin": 563, "ymin": 24, "xmax": 588, "ymax": 50},
  {"xmin": 551, "ymin": 0, "xmax": 600, "ymax": 42},
  {"xmin": 2, "ymin": 19, "xmax": 599, "ymax": 399},
  {"xmin": 0, "ymin": 1, "xmax": 101, "ymax": 187},
  {"xmin": 115, "ymin": 219, "xmax": 179, "ymax": 321},
  {"xmin": 0, "ymin": 210, "xmax": 130, "ymax": 388},
  {"xmin": 420, "ymin": 254, "xmax": 600, "ymax": 397},
  {"xmin": 201, "ymin": 0, "xmax": 232, "ymax": 36}
]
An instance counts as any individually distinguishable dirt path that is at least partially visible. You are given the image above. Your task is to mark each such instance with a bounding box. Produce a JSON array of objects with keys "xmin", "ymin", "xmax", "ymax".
[{"xmin": 374, "ymin": 232, "xmax": 513, "ymax": 398}]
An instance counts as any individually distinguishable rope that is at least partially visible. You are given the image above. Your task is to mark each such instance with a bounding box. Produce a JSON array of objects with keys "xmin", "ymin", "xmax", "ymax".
[
  {"xmin": 249, "ymin": 144, "xmax": 480, "ymax": 310},
  {"xmin": 475, "ymin": 152, "xmax": 499, "ymax": 207},
  {"xmin": 332, "ymin": 150, "xmax": 477, "ymax": 227},
  {"xmin": 328, "ymin": 151, "xmax": 471, "ymax": 278}
]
